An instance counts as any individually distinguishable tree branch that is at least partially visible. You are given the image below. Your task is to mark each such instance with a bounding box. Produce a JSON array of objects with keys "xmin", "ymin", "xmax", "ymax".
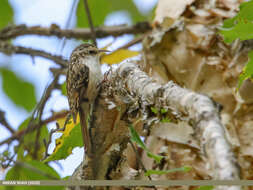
[
  {"xmin": 0, "ymin": 109, "xmax": 15, "ymax": 134},
  {"xmin": 77, "ymin": 62, "xmax": 240, "ymax": 190},
  {"xmin": 0, "ymin": 41, "xmax": 68, "ymax": 67},
  {"xmin": 0, "ymin": 22, "xmax": 152, "ymax": 41},
  {"xmin": 31, "ymin": 73, "xmax": 61, "ymax": 159},
  {"xmin": 116, "ymin": 63, "xmax": 240, "ymax": 180},
  {"xmin": 83, "ymin": 0, "xmax": 96, "ymax": 45},
  {"xmin": 0, "ymin": 111, "xmax": 69, "ymax": 146}
]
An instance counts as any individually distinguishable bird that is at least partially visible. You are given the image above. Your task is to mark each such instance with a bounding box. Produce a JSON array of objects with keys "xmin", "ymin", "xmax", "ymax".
[{"xmin": 66, "ymin": 43, "xmax": 107, "ymax": 156}]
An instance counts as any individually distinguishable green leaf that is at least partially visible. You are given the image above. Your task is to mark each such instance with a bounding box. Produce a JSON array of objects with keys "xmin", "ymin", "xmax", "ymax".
[
  {"xmin": 5, "ymin": 160, "xmax": 62, "ymax": 190},
  {"xmin": 161, "ymin": 117, "xmax": 170, "ymax": 123},
  {"xmin": 129, "ymin": 124, "xmax": 146, "ymax": 150},
  {"xmin": 145, "ymin": 166, "xmax": 192, "ymax": 176},
  {"xmin": 195, "ymin": 186, "xmax": 214, "ymax": 190},
  {"xmin": 17, "ymin": 117, "xmax": 49, "ymax": 160},
  {"xmin": 219, "ymin": 1, "xmax": 253, "ymax": 88},
  {"xmin": 44, "ymin": 117, "xmax": 83, "ymax": 162},
  {"xmin": 146, "ymin": 151, "xmax": 163, "ymax": 163},
  {"xmin": 150, "ymin": 107, "xmax": 158, "ymax": 114},
  {"xmin": 76, "ymin": 0, "xmax": 145, "ymax": 28},
  {"xmin": 220, "ymin": 22, "xmax": 253, "ymax": 43},
  {"xmin": 238, "ymin": 50, "xmax": 253, "ymax": 88},
  {"xmin": 62, "ymin": 176, "xmax": 70, "ymax": 180},
  {"xmin": 160, "ymin": 108, "xmax": 168, "ymax": 114},
  {"xmin": 0, "ymin": 68, "xmax": 36, "ymax": 112},
  {"xmin": 61, "ymin": 81, "xmax": 67, "ymax": 96},
  {"xmin": 0, "ymin": 0, "xmax": 13, "ymax": 29},
  {"xmin": 219, "ymin": 0, "xmax": 253, "ymax": 43},
  {"xmin": 129, "ymin": 124, "xmax": 163, "ymax": 163}
]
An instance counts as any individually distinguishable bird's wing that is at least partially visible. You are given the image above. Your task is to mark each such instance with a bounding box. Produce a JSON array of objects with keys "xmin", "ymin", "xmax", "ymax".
[{"xmin": 66, "ymin": 63, "xmax": 89, "ymax": 123}]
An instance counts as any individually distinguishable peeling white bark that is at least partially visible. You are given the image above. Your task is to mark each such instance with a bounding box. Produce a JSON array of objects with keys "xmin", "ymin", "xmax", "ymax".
[
  {"xmin": 73, "ymin": 62, "xmax": 240, "ymax": 190},
  {"xmin": 115, "ymin": 62, "xmax": 240, "ymax": 190}
]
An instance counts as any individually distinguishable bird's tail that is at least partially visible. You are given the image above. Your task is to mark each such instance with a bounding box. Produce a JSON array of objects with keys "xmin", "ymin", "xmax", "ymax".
[{"xmin": 79, "ymin": 104, "xmax": 91, "ymax": 156}]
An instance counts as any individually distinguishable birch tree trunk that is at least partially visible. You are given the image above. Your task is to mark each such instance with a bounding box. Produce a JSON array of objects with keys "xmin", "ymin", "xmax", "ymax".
[{"xmin": 70, "ymin": 0, "xmax": 253, "ymax": 190}]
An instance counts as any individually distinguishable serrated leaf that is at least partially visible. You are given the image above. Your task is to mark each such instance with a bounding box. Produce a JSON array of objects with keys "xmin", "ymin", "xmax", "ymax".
[
  {"xmin": 129, "ymin": 124, "xmax": 163, "ymax": 163},
  {"xmin": 17, "ymin": 117, "xmax": 49, "ymax": 160},
  {"xmin": 5, "ymin": 160, "xmax": 62, "ymax": 190},
  {"xmin": 150, "ymin": 107, "xmax": 158, "ymax": 114},
  {"xmin": 238, "ymin": 50, "xmax": 253, "ymax": 88},
  {"xmin": 0, "ymin": 0, "xmax": 13, "ymax": 29},
  {"xmin": 220, "ymin": 22, "xmax": 253, "ymax": 43},
  {"xmin": 44, "ymin": 116, "xmax": 83, "ymax": 162},
  {"xmin": 101, "ymin": 49, "xmax": 139, "ymax": 65},
  {"xmin": 195, "ymin": 186, "xmax": 214, "ymax": 190},
  {"xmin": 0, "ymin": 68, "xmax": 36, "ymax": 112},
  {"xmin": 76, "ymin": 0, "xmax": 145, "ymax": 28},
  {"xmin": 145, "ymin": 166, "xmax": 192, "ymax": 176},
  {"xmin": 219, "ymin": 0, "xmax": 253, "ymax": 43}
]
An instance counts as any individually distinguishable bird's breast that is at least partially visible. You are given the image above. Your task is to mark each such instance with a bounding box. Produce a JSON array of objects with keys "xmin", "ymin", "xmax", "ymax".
[{"xmin": 82, "ymin": 56, "xmax": 103, "ymax": 102}]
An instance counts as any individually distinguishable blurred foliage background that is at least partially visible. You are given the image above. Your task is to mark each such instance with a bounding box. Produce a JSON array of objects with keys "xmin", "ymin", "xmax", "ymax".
[{"xmin": 0, "ymin": 0, "xmax": 156, "ymax": 184}]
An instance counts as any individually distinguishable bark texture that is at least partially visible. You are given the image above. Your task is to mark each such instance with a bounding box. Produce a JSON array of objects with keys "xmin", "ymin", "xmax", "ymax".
[
  {"xmin": 72, "ymin": 62, "xmax": 240, "ymax": 190},
  {"xmin": 70, "ymin": 1, "xmax": 253, "ymax": 190}
]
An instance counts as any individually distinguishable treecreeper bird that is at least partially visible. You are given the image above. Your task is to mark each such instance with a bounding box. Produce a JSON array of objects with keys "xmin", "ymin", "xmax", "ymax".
[{"xmin": 66, "ymin": 43, "xmax": 107, "ymax": 156}]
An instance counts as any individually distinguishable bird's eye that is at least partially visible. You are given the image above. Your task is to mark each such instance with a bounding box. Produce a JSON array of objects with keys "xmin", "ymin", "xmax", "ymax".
[{"xmin": 89, "ymin": 50, "xmax": 96, "ymax": 54}]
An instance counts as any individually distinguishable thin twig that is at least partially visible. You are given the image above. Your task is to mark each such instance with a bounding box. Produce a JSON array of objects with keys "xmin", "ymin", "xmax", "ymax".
[
  {"xmin": 57, "ymin": 0, "xmax": 79, "ymax": 53},
  {"xmin": 0, "ymin": 41, "xmax": 68, "ymax": 67},
  {"xmin": 83, "ymin": 0, "xmax": 97, "ymax": 45},
  {"xmin": 129, "ymin": 141, "xmax": 158, "ymax": 190},
  {"xmin": 129, "ymin": 141, "xmax": 150, "ymax": 180},
  {"xmin": 0, "ymin": 109, "xmax": 15, "ymax": 134},
  {"xmin": 0, "ymin": 22, "xmax": 152, "ymax": 41},
  {"xmin": 117, "ymin": 35, "xmax": 144, "ymax": 50},
  {"xmin": 34, "ymin": 73, "xmax": 61, "ymax": 121},
  {"xmin": 43, "ymin": 123, "xmax": 60, "ymax": 160},
  {"xmin": 32, "ymin": 71, "xmax": 60, "ymax": 158},
  {"xmin": 0, "ymin": 111, "xmax": 69, "ymax": 146},
  {"xmin": 33, "ymin": 126, "xmax": 41, "ymax": 159},
  {"xmin": 43, "ymin": 113, "xmax": 71, "ymax": 160},
  {"xmin": 1, "ymin": 152, "xmax": 15, "ymax": 169}
]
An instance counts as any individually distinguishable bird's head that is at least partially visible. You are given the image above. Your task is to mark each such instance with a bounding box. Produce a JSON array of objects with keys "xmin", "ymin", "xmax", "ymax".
[{"xmin": 71, "ymin": 43, "xmax": 109, "ymax": 59}]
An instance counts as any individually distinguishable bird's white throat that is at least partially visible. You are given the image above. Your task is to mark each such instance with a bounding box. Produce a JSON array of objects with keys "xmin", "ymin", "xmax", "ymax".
[{"xmin": 81, "ymin": 55, "xmax": 103, "ymax": 82}]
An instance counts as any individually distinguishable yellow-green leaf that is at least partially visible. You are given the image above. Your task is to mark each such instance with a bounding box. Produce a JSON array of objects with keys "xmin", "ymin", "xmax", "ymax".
[
  {"xmin": 101, "ymin": 49, "xmax": 139, "ymax": 65},
  {"xmin": 150, "ymin": 107, "xmax": 158, "ymax": 114},
  {"xmin": 195, "ymin": 186, "xmax": 214, "ymax": 190},
  {"xmin": 238, "ymin": 50, "xmax": 253, "ymax": 88},
  {"xmin": 61, "ymin": 81, "xmax": 67, "ymax": 96},
  {"xmin": 44, "ymin": 115, "xmax": 83, "ymax": 162}
]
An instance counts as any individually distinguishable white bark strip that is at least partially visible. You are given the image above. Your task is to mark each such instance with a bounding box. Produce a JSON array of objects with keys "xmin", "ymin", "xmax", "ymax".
[{"xmin": 116, "ymin": 62, "xmax": 240, "ymax": 190}]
